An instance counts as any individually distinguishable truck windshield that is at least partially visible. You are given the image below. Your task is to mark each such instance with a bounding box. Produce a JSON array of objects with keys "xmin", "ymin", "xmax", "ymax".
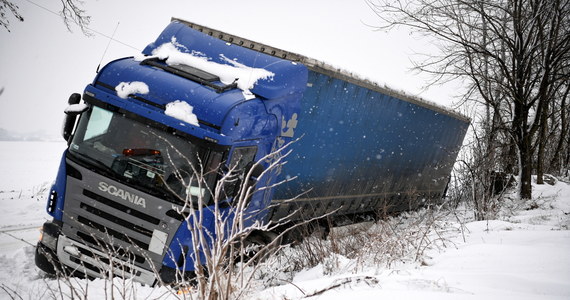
[{"xmin": 69, "ymin": 105, "xmax": 221, "ymax": 205}]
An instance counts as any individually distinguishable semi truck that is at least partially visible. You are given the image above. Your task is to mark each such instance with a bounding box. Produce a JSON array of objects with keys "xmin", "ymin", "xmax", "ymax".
[{"xmin": 35, "ymin": 18, "xmax": 469, "ymax": 285}]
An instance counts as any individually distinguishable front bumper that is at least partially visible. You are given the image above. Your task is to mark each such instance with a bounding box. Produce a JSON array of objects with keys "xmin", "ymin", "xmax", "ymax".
[
  {"xmin": 56, "ymin": 234, "xmax": 157, "ymax": 286},
  {"xmin": 36, "ymin": 220, "xmax": 182, "ymax": 286}
]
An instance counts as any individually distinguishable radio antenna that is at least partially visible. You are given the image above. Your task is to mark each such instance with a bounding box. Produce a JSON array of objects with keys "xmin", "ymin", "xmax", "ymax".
[{"xmin": 96, "ymin": 22, "xmax": 120, "ymax": 73}]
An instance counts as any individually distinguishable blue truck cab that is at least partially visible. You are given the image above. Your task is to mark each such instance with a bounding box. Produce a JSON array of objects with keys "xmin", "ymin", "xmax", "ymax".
[{"xmin": 36, "ymin": 19, "xmax": 469, "ymax": 285}]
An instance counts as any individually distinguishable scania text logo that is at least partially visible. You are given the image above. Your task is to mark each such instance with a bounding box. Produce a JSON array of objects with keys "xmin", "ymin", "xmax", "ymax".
[{"xmin": 98, "ymin": 181, "xmax": 147, "ymax": 208}]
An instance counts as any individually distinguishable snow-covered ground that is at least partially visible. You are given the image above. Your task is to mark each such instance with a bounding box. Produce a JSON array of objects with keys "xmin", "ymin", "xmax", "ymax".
[
  {"xmin": 0, "ymin": 142, "xmax": 66, "ymax": 255},
  {"xmin": 253, "ymin": 179, "xmax": 570, "ymax": 300},
  {"xmin": 0, "ymin": 141, "xmax": 569, "ymax": 299}
]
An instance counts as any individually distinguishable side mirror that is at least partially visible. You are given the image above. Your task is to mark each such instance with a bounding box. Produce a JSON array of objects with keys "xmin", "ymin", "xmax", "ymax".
[
  {"xmin": 68, "ymin": 93, "xmax": 81, "ymax": 105},
  {"xmin": 62, "ymin": 93, "xmax": 87, "ymax": 142}
]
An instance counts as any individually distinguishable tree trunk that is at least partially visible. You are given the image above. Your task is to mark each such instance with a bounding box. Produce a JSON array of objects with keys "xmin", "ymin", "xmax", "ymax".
[
  {"xmin": 519, "ymin": 132, "xmax": 533, "ymax": 199},
  {"xmin": 549, "ymin": 91, "xmax": 568, "ymax": 174},
  {"xmin": 513, "ymin": 96, "xmax": 533, "ymax": 199},
  {"xmin": 536, "ymin": 102, "xmax": 548, "ymax": 184},
  {"xmin": 566, "ymin": 131, "xmax": 570, "ymax": 177}
]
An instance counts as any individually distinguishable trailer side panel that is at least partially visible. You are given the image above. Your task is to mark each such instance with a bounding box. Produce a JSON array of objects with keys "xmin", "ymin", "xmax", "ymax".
[{"xmin": 270, "ymin": 70, "xmax": 468, "ymax": 221}]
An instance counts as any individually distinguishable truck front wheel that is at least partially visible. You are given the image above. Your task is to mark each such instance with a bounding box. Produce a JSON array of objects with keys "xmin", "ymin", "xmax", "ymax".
[{"xmin": 35, "ymin": 242, "xmax": 59, "ymax": 275}]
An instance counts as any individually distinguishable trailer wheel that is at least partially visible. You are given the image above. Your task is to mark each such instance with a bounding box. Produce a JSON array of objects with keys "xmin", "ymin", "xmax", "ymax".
[{"xmin": 242, "ymin": 232, "xmax": 280, "ymax": 262}]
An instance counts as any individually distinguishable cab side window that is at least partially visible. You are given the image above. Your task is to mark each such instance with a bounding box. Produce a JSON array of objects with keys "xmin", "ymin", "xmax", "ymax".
[
  {"xmin": 229, "ymin": 146, "xmax": 257, "ymax": 171},
  {"xmin": 223, "ymin": 146, "xmax": 258, "ymax": 200}
]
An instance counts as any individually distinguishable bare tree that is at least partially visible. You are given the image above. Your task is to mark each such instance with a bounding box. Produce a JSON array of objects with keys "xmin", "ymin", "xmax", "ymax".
[
  {"xmin": 1, "ymin": 0, "xmax": 90, "ymax": 33},
  {"xmin": 59, "ymin": 0, "xmax": 90, "ymax": 34},
  {"xmin": 367, "ymin": 0, "xmax": 570, "ymax": 199},
  {"xmin": 548, "ymin": 86, "xmax": 569, "ymax": 174},
  {"xmin": 0, "ymin": 0, "xmax": 23, "ymax": 32},
  {"xmin": 150, "ymin": 136, "xmax": 307, "ymax": 300}
]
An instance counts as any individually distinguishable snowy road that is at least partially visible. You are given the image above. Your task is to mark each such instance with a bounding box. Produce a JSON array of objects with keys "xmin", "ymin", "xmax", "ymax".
[
  {"xmin": 0, "ymin": 187, "xmax": 48, "ymax": 257},
  {"xmin": 0, "ymin": 142, "xmax": 65, "ymax": 258},
  {"xmin": 0, "ymin": 227, "xmax": 38, "ymax": 254}
]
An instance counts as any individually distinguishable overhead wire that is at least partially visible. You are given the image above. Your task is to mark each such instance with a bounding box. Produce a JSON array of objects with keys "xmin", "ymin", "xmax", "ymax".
[{"xmin": 23, "ymin": 0, "xmax": 141, "ymax": 52}]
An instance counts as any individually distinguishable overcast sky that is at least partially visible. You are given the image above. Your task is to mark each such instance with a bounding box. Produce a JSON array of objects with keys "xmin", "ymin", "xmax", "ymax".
[{"xmin": 0, "ymin": 0, "xmax": 461, "ymax": 139}]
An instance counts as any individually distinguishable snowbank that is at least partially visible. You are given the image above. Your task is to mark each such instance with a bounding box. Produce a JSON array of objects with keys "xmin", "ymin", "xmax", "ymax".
[{"xmin": 252, "ymin": 179, "xmax": 570, "ymax": 299}]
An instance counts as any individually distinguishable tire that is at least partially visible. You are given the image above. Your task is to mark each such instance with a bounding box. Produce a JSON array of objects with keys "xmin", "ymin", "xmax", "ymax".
[
  {"xmin": 242, "ymin": 231, "xmax": 280, "ymax": 262},
  {"xmin": 35, "ymin": 242, "xmax": 59, "ymax": 275}
]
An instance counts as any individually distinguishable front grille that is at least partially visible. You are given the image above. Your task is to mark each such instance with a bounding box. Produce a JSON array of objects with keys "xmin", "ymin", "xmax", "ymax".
[
  {"xmin": 61, "ymin": 159, "xmax": 185, "ymax": 278},
  {"xmin": 76, "ymin": 215, "xmax": 150, "ymax": 249},
  {"xmin": 75, "ymin": 231, "xmax": 146, "ymax": 264},
  {"xmin": 79, "ymin": 202, "xmax": 154, "ymax": 237},
  {"xmin": 82, "ymin": 189, "xmax": 160, "ymax": 225}
]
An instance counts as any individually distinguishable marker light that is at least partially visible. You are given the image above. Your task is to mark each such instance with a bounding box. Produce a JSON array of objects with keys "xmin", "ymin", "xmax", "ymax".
[{"xmin": 123, "ymin": 149, "xmax": 161, "ymax": 156}]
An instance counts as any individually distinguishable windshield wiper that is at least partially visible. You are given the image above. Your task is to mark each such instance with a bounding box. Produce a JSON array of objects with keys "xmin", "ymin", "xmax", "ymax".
[{"xmin": 67, "ymin": 150, "xmax": 116, "ymax": 178}]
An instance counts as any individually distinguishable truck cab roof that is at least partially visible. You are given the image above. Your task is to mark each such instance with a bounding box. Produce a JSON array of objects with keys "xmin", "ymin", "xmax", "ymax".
[{"xmin": 91, "ymin": 20, "xmax": 308, "ymax": 143}]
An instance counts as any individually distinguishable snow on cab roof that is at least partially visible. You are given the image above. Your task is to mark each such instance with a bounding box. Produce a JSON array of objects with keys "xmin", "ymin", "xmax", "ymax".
[{"xmin": 142, "ymin": 21, "xmax": 308, "ymax": 101}]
